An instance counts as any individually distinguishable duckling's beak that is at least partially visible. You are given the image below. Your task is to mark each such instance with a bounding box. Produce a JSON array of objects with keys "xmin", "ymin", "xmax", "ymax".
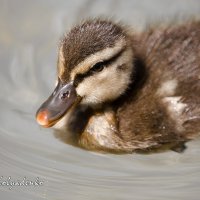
[{"xmin": 36, "ymin": 81, "xmax": 79, "ymax": 127}]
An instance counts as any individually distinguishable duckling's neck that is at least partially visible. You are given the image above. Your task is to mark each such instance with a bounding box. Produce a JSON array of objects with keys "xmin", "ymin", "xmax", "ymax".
[{"xmin": 112, "ymin": 55, "xmax": 147, "ymax": 109}]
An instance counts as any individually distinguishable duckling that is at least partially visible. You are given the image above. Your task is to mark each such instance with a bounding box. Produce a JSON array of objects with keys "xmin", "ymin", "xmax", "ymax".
[{"xmin": 36, "ymin": 19, "xmax": 200, "ymax": 153}]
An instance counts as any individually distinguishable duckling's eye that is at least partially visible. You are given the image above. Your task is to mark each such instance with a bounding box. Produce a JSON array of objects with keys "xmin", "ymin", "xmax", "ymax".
[{"xmin": 90, "ymin": 62, "xmax": 105, "ymax": 73}]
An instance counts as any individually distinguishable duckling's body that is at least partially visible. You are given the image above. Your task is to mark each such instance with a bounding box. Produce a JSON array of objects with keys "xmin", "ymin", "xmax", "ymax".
[
  {"xmin": 36, "ymin": 20, "xmax": 200, "ymax": 153},
  {"xmin": 114, "ymin": 22, "xmax": 200, "ymax": 152}
]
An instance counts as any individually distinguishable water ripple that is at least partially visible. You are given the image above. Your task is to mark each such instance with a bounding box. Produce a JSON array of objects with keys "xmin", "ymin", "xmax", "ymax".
[{"xmin": 1, "ymin": 1, "xmax": 200, "ymax": 200}]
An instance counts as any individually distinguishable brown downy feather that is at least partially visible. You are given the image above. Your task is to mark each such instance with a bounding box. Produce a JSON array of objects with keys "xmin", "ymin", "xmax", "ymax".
[{"xmin": 116, "ymin": 21, "xmax": 200, "ymax": 148}]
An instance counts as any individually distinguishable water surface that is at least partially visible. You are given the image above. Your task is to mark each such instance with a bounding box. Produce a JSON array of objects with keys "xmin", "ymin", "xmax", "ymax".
[{"xmin": 0, "ymin": 0, "xmax": 200, "ymax": 199}]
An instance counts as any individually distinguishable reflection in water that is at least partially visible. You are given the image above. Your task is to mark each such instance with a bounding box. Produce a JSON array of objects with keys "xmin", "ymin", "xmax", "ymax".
[{"xmin": 0, "ymin": 0, "xmax": 200, "ymax": 199}]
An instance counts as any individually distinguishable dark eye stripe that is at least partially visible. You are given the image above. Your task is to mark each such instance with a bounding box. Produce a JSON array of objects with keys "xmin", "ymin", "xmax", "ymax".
[
  {"xmin": 73, "ymin": 47, "xmax": 126, "ymax": 87},
  {"xmin": 90, "ymin": 61, "xmax": 105, "ymax": 73}
]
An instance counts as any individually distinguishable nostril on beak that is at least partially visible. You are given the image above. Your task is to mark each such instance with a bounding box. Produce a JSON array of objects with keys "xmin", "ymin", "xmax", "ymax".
[{"xmin": 61, "ymin": 91, "xmax": 70, "ymax": 100}]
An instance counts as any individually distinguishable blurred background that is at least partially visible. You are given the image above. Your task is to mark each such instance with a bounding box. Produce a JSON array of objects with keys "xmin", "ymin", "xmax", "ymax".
[{"xmin": 0, "ymin": 0, "xmax": 200, "ymax": 199}]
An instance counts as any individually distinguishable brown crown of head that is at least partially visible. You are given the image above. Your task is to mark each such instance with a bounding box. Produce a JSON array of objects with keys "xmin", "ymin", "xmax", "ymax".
[{"xmin": 59, "ymin": 19, "xmax": 127, "ymax": 82}]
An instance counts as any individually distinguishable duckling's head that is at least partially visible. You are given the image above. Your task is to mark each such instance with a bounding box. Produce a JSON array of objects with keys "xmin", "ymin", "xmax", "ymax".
[{"xmin": 36, "ymin": 19, "xmax": 134, "ymax": 127}]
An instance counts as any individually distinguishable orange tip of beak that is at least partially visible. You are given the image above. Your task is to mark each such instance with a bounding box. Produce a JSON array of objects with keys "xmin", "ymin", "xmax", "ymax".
[{"xmin": 36, "ymin": 110, "xmax": 50, "ymax": 127}]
